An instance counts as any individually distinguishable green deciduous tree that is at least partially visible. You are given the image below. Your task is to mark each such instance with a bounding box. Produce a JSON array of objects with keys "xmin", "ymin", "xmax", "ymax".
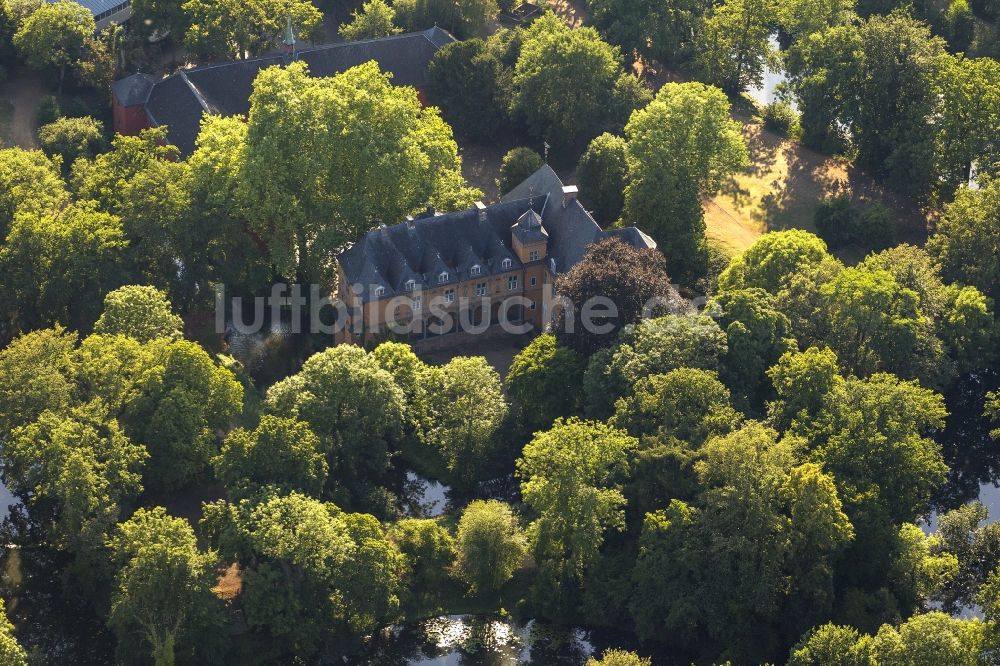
[
  {"xmin": 12, "ymin": 0, "xmax": 94, "ymax": 92},
  {"xmin": 0, "ymin": 326, "xmax": 77, "ymax": 438},
  {"xmin": 339, "ymin": 0, "xmax": 400, "ymax": 41},
  {"xmin": 415, "ymin": 356, "xmax": 507, "ymax": 490},
  {"xmin": 129, "ymin": 0, "xmax": 188, "ymax": 40},
  {"xmin": 109, "ymin": 507, "xmax": 224, "ymax": 666},
  {"xmin": 37, "ymin": 116, "xmax": 105, "ymax": 172},
  {"xmin": 182, "ymin": 0, "xmax": 322, "ymax": 60},
  {"xmin": 583, "ymin": 314, "xmax": 728, "ymax": 419},
  {"xmin": 611, "ymin": 367, "xmax": 741, "ymax": 444},
  {"xmin": 427, "ymin": 38, "xmax": 510, "ymax": 141},
  {"xmin": 454, "ymin": 500, "xmax": 526, "ymax": 594},
  {"xmin": 517, "ymin": 418, "xmax": 637, "ymax": 615},
  {"xmin": 588, "ymin": 0, "xmax": 707, "ymax": 65},
  {"xmin": 0, "ymin": 147, "xmax": 67, "ymax": 238},
  {"xmin": 586, "ymin": 649, "xmax": 651, "ymax": 666},
  {"xmin": 708, "ymin": 288, "xmax": 795, "ymax": 408},
  {"xmin": 511, "ymin": 14, "xmax": 622, "ymax": 147},
  {"xmin": 206, "ymin": 491, "xmax": 403, "ymax": 658},
  {"xmin": 4, "ymin": 402, "xmax": 147, "ymax": 589},
  {"xmin": 242, "ymin": 61, "xmax": 478, "ymax": 280},
  {"xmin": 0, "ymin": 201, "xmax": 128, "ymax": 333},
  {"xmin": 118, "ymin": 338, "xmax": 243, "ymax": 492},
  {"xmin": 497, "ymin": 146, "xmax": 543, "ymax": 193},
  {"xmin": 928, "ymin": 178, "xmax": 1000, "ymax": 302},
  {"xmin": 0, "ymin": 599, "xmax": 27, "ymax": 666},
  {"xmin": 936, "ymin": 57, "xmax": 1000, "ymax": 196},
  {"xmin": 93, "ymin": 285, "xmax": 183, "ymax": 343},
  {"xmin": 576, "ymin": 133, "xmax": 628, "ymax": 224},
  {"xmin": 695, "ymin": 0, "xmax": 775, "ymax": 94},
  {"xmin": 506, "ymin": 333, "xmax": 584, "ymax": 433},
  {"xmin": 623, "ymin": 82, "xmax": 748, "ymax": 281},
  {"xmin": 213, "ymin": 415, "xmax": 327, "ymax": 498},
  {"xmin": 389, "ymin": 518, "xmax": 456, "ymax": 612},
  {"xmin": 265, "ymin": 345, "xmax": 403, "ymax": 506}
]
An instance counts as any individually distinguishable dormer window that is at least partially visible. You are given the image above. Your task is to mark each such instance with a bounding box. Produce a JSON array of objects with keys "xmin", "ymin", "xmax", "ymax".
[
  {"xmin": 439, "ymin": 271, "xmax": 449, "ymax": 283},
  {"xmin": 374, "ymin": 286, "xmax": 386, "ymax": 297},
  {"xmin": 405, "ymin": 279, "xmax": 415, "ymax": 292},
  {"xmin": 501, "ymin": 258, "xmax": 512, "ymax": 271},
  {"xmin": 471, "ymin": 265, "xmax": 481, "ymax": 276}
]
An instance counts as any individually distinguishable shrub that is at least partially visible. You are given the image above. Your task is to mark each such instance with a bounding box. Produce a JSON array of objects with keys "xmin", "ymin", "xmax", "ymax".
[
  {"xmin": 763, "ymin": 99, "xmax": 798, "ymax": 137},
  {"xmin": 814, "ymin": 194, "xmax": 858, "ymax": 248},
  {"xmin": 0, "ymin": 64, "xmax": 7, "ymax": 86},
  {"xmin": 36, "ymin": 94, "xmax": 61, "ymax": 127},
  {"xmin": 497, "ymin": 146, "xmax": 543, "ymax": 193},
  {"xmin": 860, "ymin": 204, "xmax": 896, "ymax": 250},
  {"xmin": 815, "ymin": 195, "xmax": 896, "ymax": 250}
]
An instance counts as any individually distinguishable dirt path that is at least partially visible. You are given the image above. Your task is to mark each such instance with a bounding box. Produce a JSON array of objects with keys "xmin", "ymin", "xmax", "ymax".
[{"xmin": 1, "ymin": 70, "xmax": 45, "ymax": 149}]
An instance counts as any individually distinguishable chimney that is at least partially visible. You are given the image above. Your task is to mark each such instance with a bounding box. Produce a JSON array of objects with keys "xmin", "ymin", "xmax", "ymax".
[
  {"xmin": 474, "ymin": 201, "xmax": 487, "ymax": 221},
  {"xmin": 561, "ymin": 185, "xmax": 579, "ymax": 208}
]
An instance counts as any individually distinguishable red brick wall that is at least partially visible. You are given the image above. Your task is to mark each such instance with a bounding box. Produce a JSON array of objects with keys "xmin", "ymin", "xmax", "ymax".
[{"xmin": 113, "ymin": 95, "xmax": 151, "ymax": 137}]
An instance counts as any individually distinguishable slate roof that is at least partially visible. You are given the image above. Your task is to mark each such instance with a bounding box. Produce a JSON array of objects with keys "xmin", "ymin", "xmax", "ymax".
[
  {"xmin": 339, "ymin": 165, "xmax": 657, "ymax": 303},
  {"xmin": 118, "ymin": 27, "xmax": 455, "ymax": 155},
  {"xmin": 111, "ymin": 72, "xmax": 154, "ymax": 107}
]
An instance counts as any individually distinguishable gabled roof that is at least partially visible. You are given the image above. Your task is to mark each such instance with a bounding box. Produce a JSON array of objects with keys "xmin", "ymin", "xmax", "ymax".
[
  {"xmin": 339, "ymin": 166, "xmax": 658, "ymax": 303},
  {"xmin": 121, "ymin": 28, "xmax": 456, "ymax": 155}
]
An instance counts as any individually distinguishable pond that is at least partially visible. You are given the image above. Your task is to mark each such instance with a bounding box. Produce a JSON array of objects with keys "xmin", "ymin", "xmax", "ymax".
[
  {"xmin": 363, "ymin": 615, "xmax": 596, "ymax": 665},
  {"xmin": 747, "ymin": 34, "xmax": 794, "ymax": 109},
  {"xmin": 403, "ymin": 472, "xmax": 451, "ymax": 518}
]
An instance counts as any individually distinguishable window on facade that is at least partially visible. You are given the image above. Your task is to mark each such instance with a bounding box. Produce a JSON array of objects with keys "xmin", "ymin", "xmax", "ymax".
[
  {"xmin": 501, "ymin": 258, "xmax": 512, "ymax": 271},
  {"xmin": 476, "ymin": 282, "xmax": 487, "ymax": 296},
  {"xmin": 405, "ymin": 279, "xmax": 415, "ymax": 291},
  {"xmin": 471, "ymin": 265, "xmax": 481, "ymax": 276},
  {"xmin": 529, "ymin": 250, "xmax": 539, "ymax": 261},
  {"xmin": 412, "ymin": 296, "xmax": 421, "ymax": 310},
  {"xmin": 530, "ymin": 301, "xmax": 536, "ymax": 310},
  {"xmin": 439, "ymin": 271, "xmax": 449, "ymax": 283},
  {"xmin": 530, "ymin": 276, "xmax": 536, "ymax": 287},
  {"xmin": 374, "ymin": 286, "xmax": 386, "ymax": 297},
  {"xmin": 444, "ymin": 289, "xmax": 455, "ymax": 303},
  {"xmin": 508, "ymin": 276, "xmax": 518, "ymax": 291}
]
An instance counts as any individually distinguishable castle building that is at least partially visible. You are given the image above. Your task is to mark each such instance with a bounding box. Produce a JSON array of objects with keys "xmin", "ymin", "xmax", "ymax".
[{"xmin": 335, "ymin": 165, "xmax": 656, "ymax": 346}]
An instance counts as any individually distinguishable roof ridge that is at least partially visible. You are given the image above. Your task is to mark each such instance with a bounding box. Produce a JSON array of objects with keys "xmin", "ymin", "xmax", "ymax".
[{"xmin": 178, "ymin": 70, "xmax": 213, "ymax": 114}]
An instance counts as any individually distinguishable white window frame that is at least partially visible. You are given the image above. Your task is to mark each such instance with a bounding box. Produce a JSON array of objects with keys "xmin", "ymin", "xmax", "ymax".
[
  {"xmin": 530, "ymin": 276, "xmax": 536, "ymax": 287},
  {"xmin": 508, "ymin": 276, "xmax": 518, "ymax": 291},
  {"xmin": 444, "ymin": 288, "xmax": 455, "ymax": 304},
  {"xmin": 471, "ymin": 265, "xmax": 481, "ymax": 276},
  {"xmin": 412, "ymin": 296, "xmax": 421, "ymax": 310},
  {"xmin": 439, "ymin": 271, "xmax": 449, "ymax": 284},
  {"xmin": 475, "ymin": 282, "xmax": 487, "ymax": 296},
  {"xmin": 405, "ymin": 279, "xmax": 415, "ymax": 292},
  {"xmin": 501, "ymin": 258, "xmax": 512, "ymax": 271},
  {"xmin": 529, "ymin": 250, "xmax": 539, "ymax": 261},
  {"xmin": 374, "ymin": 286, "xmax": 386, "ymax": 297}
]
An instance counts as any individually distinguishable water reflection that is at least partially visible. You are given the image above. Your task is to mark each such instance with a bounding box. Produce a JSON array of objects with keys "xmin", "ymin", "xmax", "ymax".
[
  {"xmin": 364, "ymin": 615, "xmax": 594, "ymax": 665},
  {"xmin": 403, "ymin": 472, "xmax": 451, "ymax": 518},
  {"xmin": 748, "ymin": 34, "xmax": 793, "ymax": 108}
]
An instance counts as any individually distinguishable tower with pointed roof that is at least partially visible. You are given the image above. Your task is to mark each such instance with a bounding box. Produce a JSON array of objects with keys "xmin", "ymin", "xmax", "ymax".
[{"xmin": 510, "ymin": 208, "xmax": 548, "ymax": 265}]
